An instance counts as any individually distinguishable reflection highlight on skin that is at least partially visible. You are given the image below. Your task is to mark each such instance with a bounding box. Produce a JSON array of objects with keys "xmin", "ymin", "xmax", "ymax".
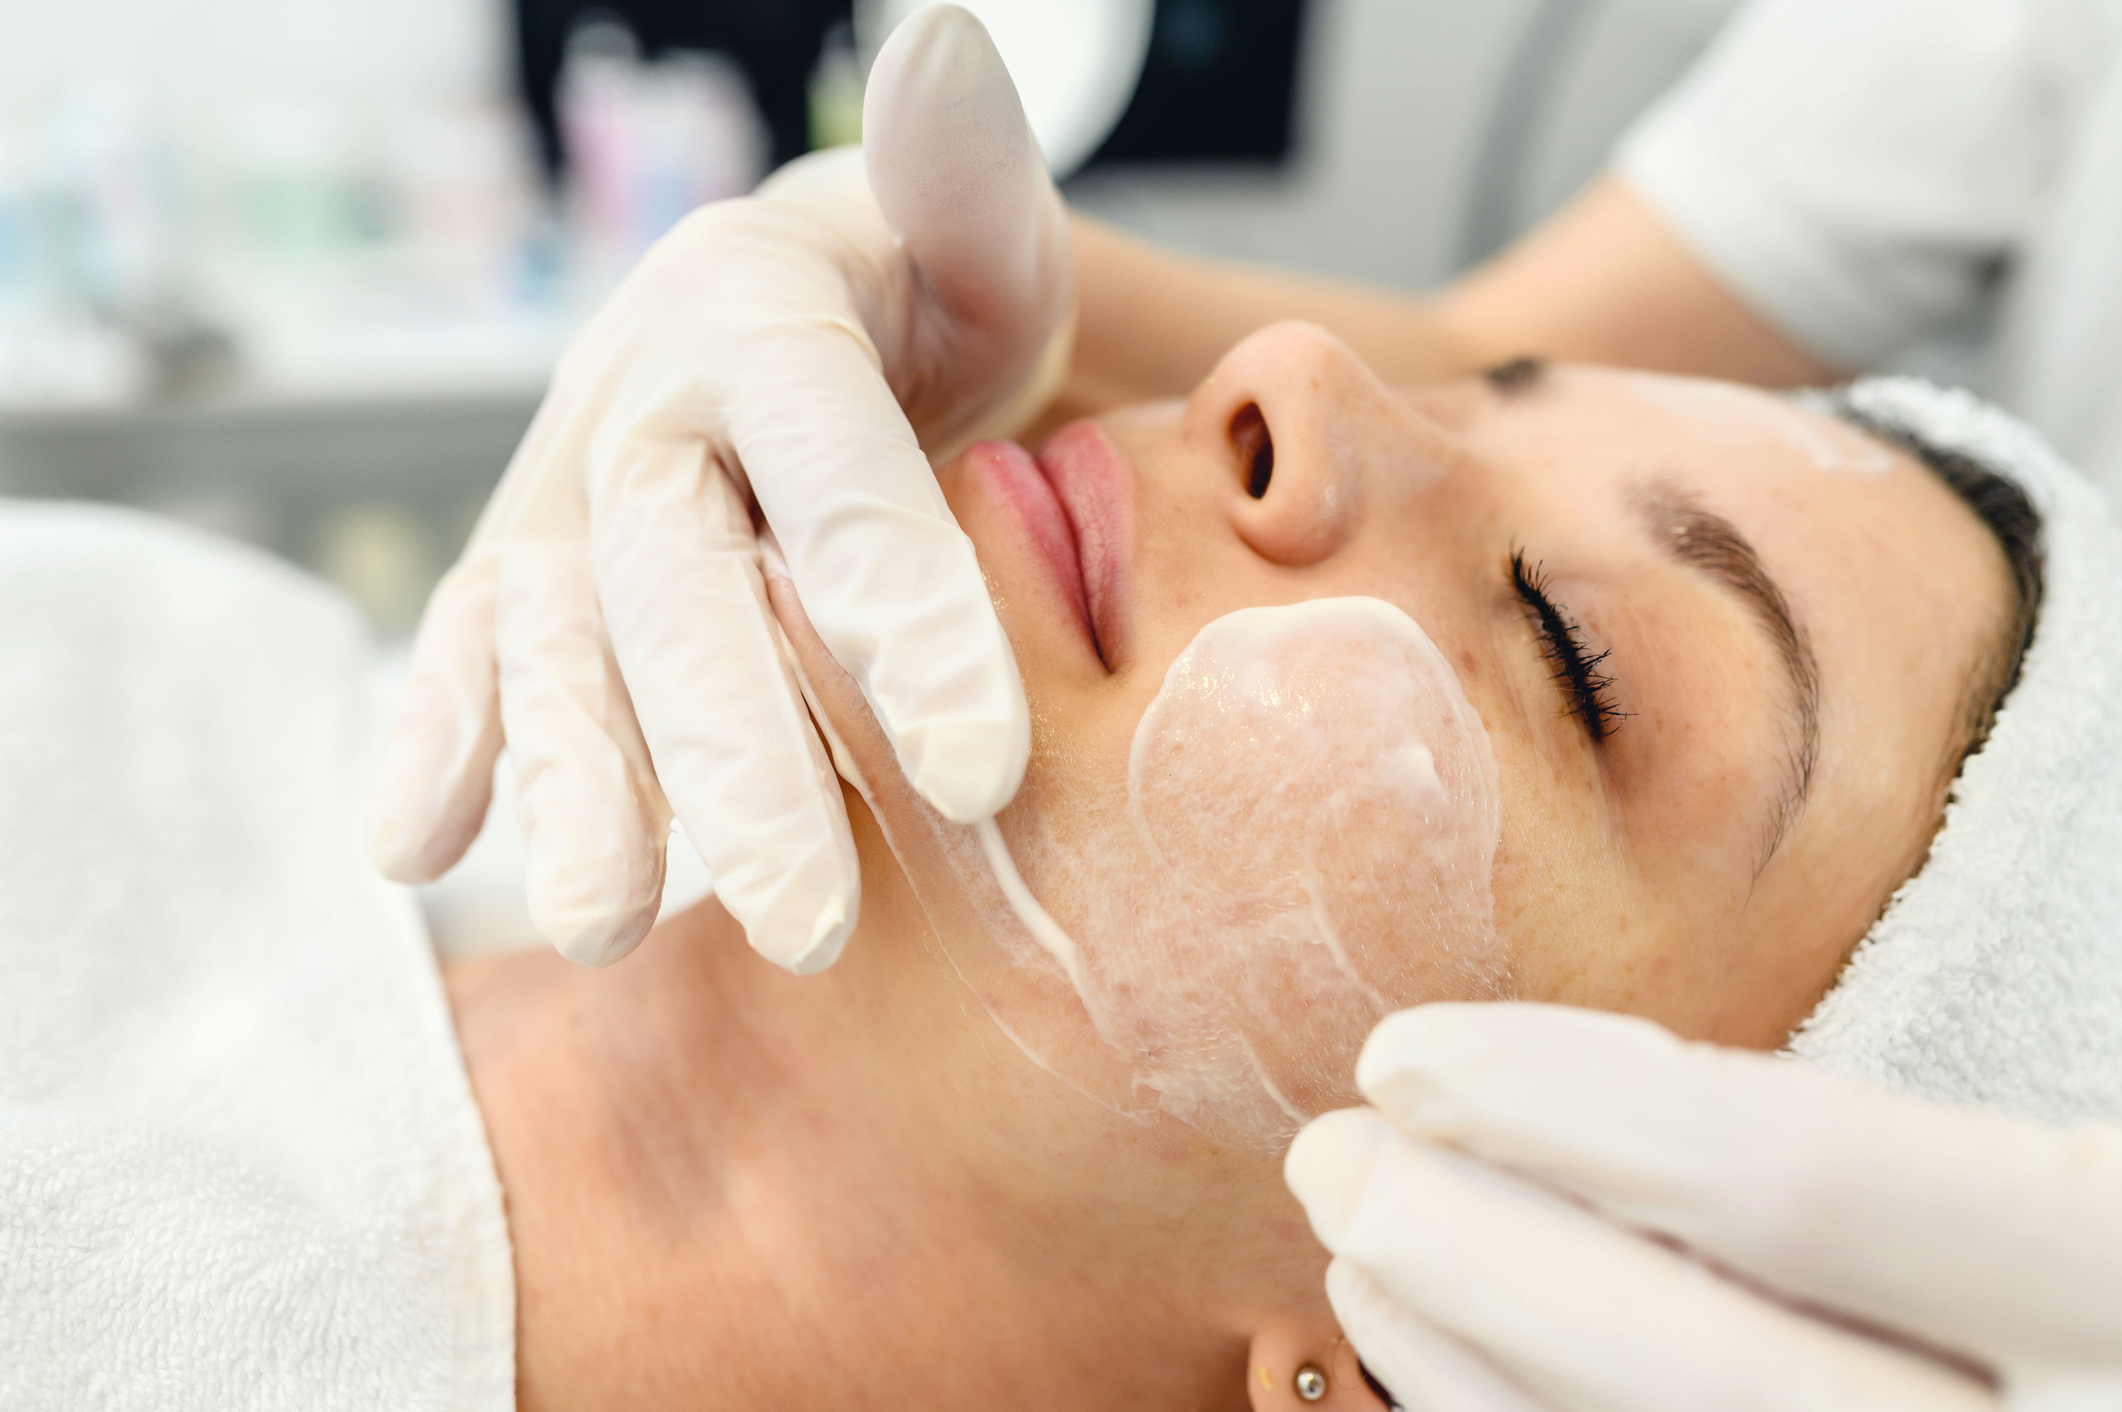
[{"xmin": 1625, "ymin": 372, "xmax": 1894, "ymax": 474}]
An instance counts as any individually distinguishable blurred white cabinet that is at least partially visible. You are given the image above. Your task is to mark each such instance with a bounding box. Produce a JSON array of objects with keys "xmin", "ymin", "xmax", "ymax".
[{"xmin": 1068, "ymin": 0, "xmax": 1746, "ymax": 289}]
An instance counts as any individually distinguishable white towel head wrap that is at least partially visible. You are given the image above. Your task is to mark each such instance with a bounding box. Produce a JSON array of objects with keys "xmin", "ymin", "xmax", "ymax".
[{"xmin": 1787, "ymin": 378, "xmax": 2122, "ymax": 1125}]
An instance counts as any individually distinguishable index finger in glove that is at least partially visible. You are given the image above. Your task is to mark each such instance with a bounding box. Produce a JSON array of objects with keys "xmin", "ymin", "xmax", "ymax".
[
  {"xmin": 370, "ymin": 553, "xmax": 505, "ymax": 884},
  {"xmin": 1288, "ymin": 1107, "xmax": 1996, "ymax": 1412},
  {"xmin": 368, "ymin": 381, "xmax": 591, "ymax": 884},
  {"xmin": 496, "ymin": 534, "xmax": 670, "ymax": 966},
  {"xmin": 1353, "ymin": 1004, "xmax": 2122, "ymax": 1370},
  {"xmin": 730, "ymin": 321, "xmax": 1028, "ymax": 826},
  {"xmin": 863, "ymin": 4, "xmax": 1068, "ymax": 331},
  {"xmin": 594, "ymin": 436, "xmax": 860, "ymax": 974}
]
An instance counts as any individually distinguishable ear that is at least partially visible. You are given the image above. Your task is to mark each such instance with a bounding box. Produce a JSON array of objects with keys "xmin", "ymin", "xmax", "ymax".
[{"xmin": 1246, "ymin": 1308, "xmax": 1391, "ymax": 1411}]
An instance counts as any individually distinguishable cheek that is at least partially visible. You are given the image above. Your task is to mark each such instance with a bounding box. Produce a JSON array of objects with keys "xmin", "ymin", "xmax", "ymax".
[
  {"xmin": 976, "ymin": 598, "xmax": 1508, "ymax": 1146},
  {"xmin": 1483, "ymin": 739, "xmax": 1628, "ymax": 1004},
  {"xmin": 1612, "ymin": 628, "xmax": 1797, "ymax": 901}
]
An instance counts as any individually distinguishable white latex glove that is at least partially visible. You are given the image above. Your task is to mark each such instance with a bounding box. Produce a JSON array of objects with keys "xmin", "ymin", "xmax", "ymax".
[
  {"xmin": 369, "ymin": 5, "xmax": 1071, "ymax": 970},
  {"xmin": 1286, "ymin": 1003, "xmax": 2122, "ymax": 1412}
]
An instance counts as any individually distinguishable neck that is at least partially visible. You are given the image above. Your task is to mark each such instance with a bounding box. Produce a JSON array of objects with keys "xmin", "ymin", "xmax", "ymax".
[{"xmin": 447, "ymin": 798, "xmax": 1304, "ymax": 1410}]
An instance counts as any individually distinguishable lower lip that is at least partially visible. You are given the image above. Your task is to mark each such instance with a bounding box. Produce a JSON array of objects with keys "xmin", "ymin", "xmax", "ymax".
[{"xmin": 968, "ymin": 439, "xmax": 1097, "ymax": 651}]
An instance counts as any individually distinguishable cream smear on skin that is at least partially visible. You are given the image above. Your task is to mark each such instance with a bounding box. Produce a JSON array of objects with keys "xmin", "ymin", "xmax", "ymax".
[
  {"xmin": 953, "ymin": 597, "xmax": 1507, "ymax": 1144},
  {"xmin": 1628, "ymin": 372, "xmax": 1894, "ymax": 474}
]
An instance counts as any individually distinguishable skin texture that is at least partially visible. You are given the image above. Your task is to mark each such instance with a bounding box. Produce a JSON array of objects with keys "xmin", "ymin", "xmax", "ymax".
[
  {"xmin": 448, "ymin": 331, "xmax": 2009, "ymax": 1411},
  {"xmin": 974, "ymin": 325, "xmax": 2003, "ymax": 1049}
]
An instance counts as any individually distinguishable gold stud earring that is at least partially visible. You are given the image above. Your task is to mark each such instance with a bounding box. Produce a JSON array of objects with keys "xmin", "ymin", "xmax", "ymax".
[{"xmin": 1294, "ymin": 1363, "xmax": 1329, "ymax": 1401}]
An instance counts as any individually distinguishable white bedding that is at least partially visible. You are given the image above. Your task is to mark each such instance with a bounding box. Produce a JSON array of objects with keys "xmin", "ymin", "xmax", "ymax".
[{"xmin": 0, "ymin": 503, "xmax": 513, "ymax": 1411}]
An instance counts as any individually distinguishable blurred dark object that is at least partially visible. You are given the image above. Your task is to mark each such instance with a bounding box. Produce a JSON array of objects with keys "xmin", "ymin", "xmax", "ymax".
[
  {"xmin": 516, "ymin": 0, "xmax": 851, "ymax": 179},
  {"xmin": 1085, "ymin": 0, "xmax": 1308, "ymax": 166},
  {"xmin": 133, "ymin": 308, "xmax": 241, "ymax": 403}
]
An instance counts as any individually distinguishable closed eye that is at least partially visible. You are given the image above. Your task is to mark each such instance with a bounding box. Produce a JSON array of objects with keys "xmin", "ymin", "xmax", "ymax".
[{"xmin": 1510, "ymin": 549, "xmax": 1631, "ymax": 741}]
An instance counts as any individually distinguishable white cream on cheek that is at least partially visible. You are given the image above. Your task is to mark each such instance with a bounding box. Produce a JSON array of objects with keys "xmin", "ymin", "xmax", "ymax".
[
  {"xmin": 1627, "ymin": 373, "xmax": 1893, "ymax": 475},
  {"xmin": 958, "ymin": 597, "xmax": 1508, "ymax": 1144}
]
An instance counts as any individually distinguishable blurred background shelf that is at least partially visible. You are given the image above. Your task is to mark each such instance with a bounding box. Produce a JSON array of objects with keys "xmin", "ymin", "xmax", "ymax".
[
  {"xmin": 0, "ymin": 0, "xmax": 1745, "ymax": 639},
  {"xmin": 0, "ymin": 380, "xmax": 544, "ymax": 633}
]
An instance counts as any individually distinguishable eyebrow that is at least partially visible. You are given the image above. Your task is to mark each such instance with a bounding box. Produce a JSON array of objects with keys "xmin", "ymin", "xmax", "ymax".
[
  {"xmin": 1635, "ymin": 483, "xmax": 1821, "ymax": 872},
  {"xmin": 1483, "ymin": 356, "xmax": 1547, "ymax": 395}
]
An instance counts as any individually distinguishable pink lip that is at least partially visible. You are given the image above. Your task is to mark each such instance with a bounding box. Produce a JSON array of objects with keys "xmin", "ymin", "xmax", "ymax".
[
  {"xmin": 969, "ymin": 438, "xmax": 1097, "ymax": 655},
  {"xmin": 968, "ymin": 421, "xmax": 1134, "ymax": 668},
  {"xmin": 1035, "ymin": 420, "xmax": 1134, "ymax": 667}
]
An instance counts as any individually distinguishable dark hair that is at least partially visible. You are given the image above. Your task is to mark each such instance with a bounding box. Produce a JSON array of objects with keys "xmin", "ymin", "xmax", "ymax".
[{"xmin": 1829, "ymin": 396, "xmax": 2047, "ymax": 772}]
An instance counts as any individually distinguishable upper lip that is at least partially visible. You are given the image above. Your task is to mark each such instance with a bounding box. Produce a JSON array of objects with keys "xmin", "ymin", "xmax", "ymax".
[{"xmin": 1034, "ymin": 421, "xmax": 1135, "ymax": 670}]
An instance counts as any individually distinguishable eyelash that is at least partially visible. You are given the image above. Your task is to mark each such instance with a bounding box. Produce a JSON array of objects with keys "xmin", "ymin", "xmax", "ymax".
[{"xmin": 1510, "ymin": 549, "xmax": 1630, "ymax": 742}]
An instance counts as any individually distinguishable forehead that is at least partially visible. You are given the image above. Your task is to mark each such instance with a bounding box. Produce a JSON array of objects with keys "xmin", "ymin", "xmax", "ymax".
[{"xmin": 1428, "ymin": 367, "xmax": 1894, "ymax": 484}]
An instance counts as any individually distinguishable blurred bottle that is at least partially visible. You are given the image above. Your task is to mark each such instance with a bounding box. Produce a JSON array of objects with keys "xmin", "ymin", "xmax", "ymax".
[
  {"xmin": 383, "ymin": 96, "xmax": 543, "ymax": 314},
  {"xmin": 222, "ymin": 97, "xmax": 371, "ymax": 267},
  {"xmin": 44, "ymin": 80, "xmax": 187, "ymax": 321},
  {"xmin": 0, "ymin": 87, "xmax": 168, "ymax": 408},
  {"xmin": 558, "ymin": 18, "xmax": 768, "ymax": 276},
  {"xmin": 808, "ymin": 21, "xmax": 866, "ymax": 151}
]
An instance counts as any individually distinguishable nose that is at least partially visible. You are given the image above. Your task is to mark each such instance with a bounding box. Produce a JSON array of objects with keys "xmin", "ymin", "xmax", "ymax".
[{"xmin": 1183, "ymin": 322, "xmax": 1432, "ymax": 568}]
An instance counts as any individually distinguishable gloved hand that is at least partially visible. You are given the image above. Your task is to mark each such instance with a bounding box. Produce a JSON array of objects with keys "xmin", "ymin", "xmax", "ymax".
[
  {"xmin": 1286, "ymin": 1003, "xmax": 2122, "ymax": 1412},
  {"xmin": 369, "ymin": 5, "xmax": 1071, "ymax": 970}
]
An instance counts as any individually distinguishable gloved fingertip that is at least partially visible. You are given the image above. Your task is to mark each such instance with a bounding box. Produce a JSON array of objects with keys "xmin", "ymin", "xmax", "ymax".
[
  {"xmin": 1356, "ymin": 1002, "xmax": 1683, "ymax": 1117},
  {"xmin": 366, "ymin": 783, "xmax": 472, "ymax": 885},
  {"xmin": 894, "ymin": 1, "xmax": 979, "ymax": 42},
  {"xmin": 549, "ymin": 904, "xmax": 658, "ymax": 970},
  {"xmin": 525, "ymin": 826, "xmax": 667, "ymax": 969},
  {"xmin": 368, "ymin": 693, "xmax": 498, "ymax": 885},
  {"xmin": 905, "ymin": 714, "xmax": 1030, "ymax": 824},
  {"xmin": 1320, "ymin": 1259, "xmax": 1403, "ymax": 1361},
  {"xmin": 868, "ymin": 4, "xmax": 1005, "ymax": 114},
  {"xmin": 1286, "ymin": 1107, "xmax": 1394, "ymax": 1250},
  {"xmin": 760, "ymin": 892, "xmax": 858, "ymax": 976},
  {"xmin": 367, "ymin": 828, "xmax": 436, "ymax": 886},
  {"xmin": 1354, "ymin": 1005, "xmax": 1492, "ymax": 1115},
  {"xmin": 1320, "ymin": 1256, "xmax": 1373, "ymax": 1319}
]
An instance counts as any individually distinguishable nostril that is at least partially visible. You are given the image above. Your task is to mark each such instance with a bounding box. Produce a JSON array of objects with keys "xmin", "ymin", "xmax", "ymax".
[{"xmin": 1230, "ymin": 403, "xmax": 1273, "ymax": 499}]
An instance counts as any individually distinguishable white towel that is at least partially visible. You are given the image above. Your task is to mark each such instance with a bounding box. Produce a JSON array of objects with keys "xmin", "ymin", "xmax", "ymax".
[
  {"xmin": 0, "ymin": 504, "xmax": 513, "ymax": 1411},
  {"xmin": 1791, "ymin": 379, "xmax": 2122, "ymax": 1125}
]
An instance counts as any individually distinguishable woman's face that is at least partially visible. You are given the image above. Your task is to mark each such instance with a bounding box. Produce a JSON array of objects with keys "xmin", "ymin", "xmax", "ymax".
[{"xmin": 933, "ymin": 323, "xmax": 2009, "ymax": 1059}]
